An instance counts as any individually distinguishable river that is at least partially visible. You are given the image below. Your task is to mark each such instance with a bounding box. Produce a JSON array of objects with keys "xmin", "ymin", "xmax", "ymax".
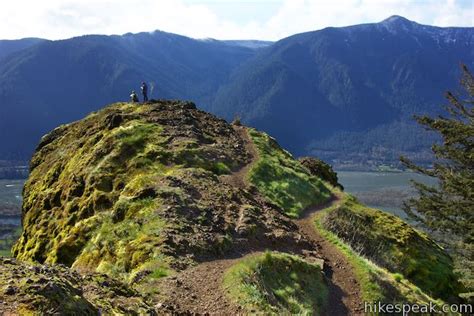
[{"xmin": 337, "ymin": 171, "xmax": 437, "ymax": 220}]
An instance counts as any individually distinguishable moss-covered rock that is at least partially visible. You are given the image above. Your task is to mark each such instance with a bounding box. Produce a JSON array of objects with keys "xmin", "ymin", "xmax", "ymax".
[
  {"xmin": 0, "ymin": 257, "xmax": 154, "ymax": 315},
  {"xmin": 224, "ymin": 252, "xmax": 328, "ymax": 314},
  {"xmin": 319, "ymin": 195, "xmax": 462, "ymax": 300},
  {"xmin": 12, "ymin": 101, "xmax": 307, "ymax": 288}
]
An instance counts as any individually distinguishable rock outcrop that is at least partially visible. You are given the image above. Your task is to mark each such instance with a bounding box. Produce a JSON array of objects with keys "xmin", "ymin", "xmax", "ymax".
[
  {"xmin": 0, "ymin": 257, "xmax": 154, "ymax": 315},
  {"xmin": 13, "ymin": 100, "xmax": 309, "ymax": 285}
]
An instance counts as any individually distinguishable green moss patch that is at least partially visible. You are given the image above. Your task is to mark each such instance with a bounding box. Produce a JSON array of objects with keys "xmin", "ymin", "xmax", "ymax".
[
  {"xmin": 0, "ymin": 257, "xmax": 155, "ymax": 315},
  {"xmin": 318, "ymin": 195, "xmax": 462, "ymax": 300},
  {"xmin": 248, "ymin": 129, "xmax": 331, "ymax": 218},
  {"xmin": 14, "ymin": 101, "xmax": 275, "ymax": 288},
  {"xmin": 224, "ymin": 252, "xmax": 328, "ymax": 315},
  {"xmin": 73, "ymin": 197, "xmax": 172, "ymax": 282}
]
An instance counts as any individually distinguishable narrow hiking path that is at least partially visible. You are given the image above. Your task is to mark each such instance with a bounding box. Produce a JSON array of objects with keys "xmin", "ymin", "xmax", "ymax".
[
  {"xmin": 158, "ymin": 256, "xmax": 244, "ymax": 314},
  {"xmin": 157, "ymin": 126, "xmax": 363, "ymax": 315},
  {"xmin": 157, "ymin": 125, "xmax": 259, "ymax": 315},
  {"xmin": 219, "ymin": 125, "xmax": 258, "ymax": 189},
  {"xmin": 295, "ymin": 196, "xmax": 364, "ymax": 315}
]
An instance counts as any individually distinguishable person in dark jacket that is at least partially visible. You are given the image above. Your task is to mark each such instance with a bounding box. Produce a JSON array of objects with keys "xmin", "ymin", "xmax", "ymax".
[
  {"xmin": 130, "ymin": 90, "xmax": 139, "ymax": 103},
  {"xmin": 141, "ymin": 82, "xmax": 148, "ymax": 102}
]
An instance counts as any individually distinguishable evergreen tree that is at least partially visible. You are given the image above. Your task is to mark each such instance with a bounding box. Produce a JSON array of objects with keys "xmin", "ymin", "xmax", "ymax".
[{"xmin": 401, "ymin": 65, "xmax": 473, "ymax": 298}]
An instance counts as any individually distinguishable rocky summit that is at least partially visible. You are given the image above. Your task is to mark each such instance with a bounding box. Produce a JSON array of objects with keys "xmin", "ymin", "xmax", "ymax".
[
  {"xmin": 13, "ymin": 100, "xmax": 312, "ymax": 275},
  {"xmin": 3, "ymin": 100, "xmax": 462, "ymax": 314}
]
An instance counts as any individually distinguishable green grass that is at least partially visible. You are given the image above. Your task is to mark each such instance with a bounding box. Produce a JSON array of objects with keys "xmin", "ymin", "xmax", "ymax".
[
  {"xmin": 393, "ymin": 273, "xmax": 403, "ymax": 283},
  {"xmin": 149, "ymin": 266, "xmax": 170, "ymax": 279},
  {"xmin": 247, "ymin": 129, "xmax": 331, "ymax": 218},
  {"xmin": 72, "ymin": 197, "xmax": 172, "ymax": 282},
  {"xmin": 313, "ymin": 201, "xmax": 385, "ymax": 303},
  {"xmin": 212, "ymin": 162, "xmax": 231, "ymax": 175},
  {"xmin": 224, "ymin": 251, "xmax": 328, "ymax": 315},
  {"xmin": 318, "ymin": 195, "xmax": 461, "ymax": 300},
  {"xmin": 116, "ymin": 122, "xmax": 162, "ymax": 148},
  {"xmin": 314, "ymin": 195, "xmax": 458, "ymax": 308},
  {"xmin": 172, "ymin": 148, "xmax": 233, "ymax": 175}
]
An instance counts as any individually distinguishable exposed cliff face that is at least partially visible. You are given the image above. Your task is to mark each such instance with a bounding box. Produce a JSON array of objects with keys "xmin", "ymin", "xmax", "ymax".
[{"xmin": 12, "ymin": 100, "xmax": 309, "ymax": 284}]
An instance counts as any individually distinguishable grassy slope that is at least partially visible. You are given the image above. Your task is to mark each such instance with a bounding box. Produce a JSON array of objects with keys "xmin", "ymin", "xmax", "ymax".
[
  {"xmin": 314, "ymin": 194, "xmax": 461, "ymax": 307},
  {"xmin": 224, "ymin": 252, "xmax": 328, "ymax": 315},
  {"xmin": 247, "ymin": 129, "xmax": 331, "ymax": 218},
  {"xmin": 244, "ymin": 127, "xmax": 459, "ymax": 309}
]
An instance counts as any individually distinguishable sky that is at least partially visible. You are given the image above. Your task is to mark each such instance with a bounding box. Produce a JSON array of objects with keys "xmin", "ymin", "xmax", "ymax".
[{"xmin": 0, "ymin": 0, "xmax": 473, "ymax": 41}]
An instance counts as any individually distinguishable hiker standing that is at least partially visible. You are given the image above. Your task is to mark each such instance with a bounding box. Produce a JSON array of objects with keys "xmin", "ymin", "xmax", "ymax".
[
  {"xmin": 130, "ymin": 90, "xmax": 139, "ymax": 103},
  {"xmin": 141, "ymin": 82, "xmax": 148, "ymax": 102}
]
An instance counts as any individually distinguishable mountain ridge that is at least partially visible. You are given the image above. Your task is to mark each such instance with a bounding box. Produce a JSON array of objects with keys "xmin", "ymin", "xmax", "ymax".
[
  {"xmin": 0, "ymin": 16, "xmax": 472, "ymax": 167},
  {"xmin": 211, "ymin": 16, "xmax": 473, "ymax": 164},
  {"xmin": 0, "ymin": 38, "xmax": 46, "ymax": 60},
  {"xmin": 0, "ymin": 31, "xmax": 260, "ymax": 160}
]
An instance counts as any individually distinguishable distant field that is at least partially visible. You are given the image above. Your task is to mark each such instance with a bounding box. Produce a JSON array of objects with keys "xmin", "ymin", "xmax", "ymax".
[{"xmin": 337, "ymin": 171, "xmax": 437, "ymax": 220}]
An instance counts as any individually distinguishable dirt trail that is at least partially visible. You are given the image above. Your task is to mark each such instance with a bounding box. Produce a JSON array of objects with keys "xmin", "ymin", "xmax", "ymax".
[
  {"xmin": 219, "ymin": 126, "xmax": 258, "ymax": 189},
  {"xmin": 158, "ymin": 256, "xmax": 243, "ymax": 314},
  {"xmin": 157, "ymin": 126, "xmax": 258, "ymax": 315},
  {"xmin": 296, "ymin": 197, "xmax": 364, "ymax": 315},
  {"xmin": 157, "ymin": 126, "xmax": 363, "ymax": 315}
]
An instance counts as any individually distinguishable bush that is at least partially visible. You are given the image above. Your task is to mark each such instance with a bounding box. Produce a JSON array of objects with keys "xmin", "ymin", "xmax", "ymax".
[{"xmin": 299, "ymin": 157, "xmax": 343, "ymax": 190}]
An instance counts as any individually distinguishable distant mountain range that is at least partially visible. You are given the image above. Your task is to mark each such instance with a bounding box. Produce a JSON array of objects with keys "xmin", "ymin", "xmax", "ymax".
[
  {"xmin": 211, "ymin": 16, "xmax": 474, "ymax": 166},
  {"xmin": 0, "ymin": 38, "xmax": 46, "ymax": 60},
  {"xmin": 0, "ymin": 16, "xmax": 472, "ymax": 167},
  {"xmin": 0, "ymin": 32, "xmax": 265, "ymax": 159}
]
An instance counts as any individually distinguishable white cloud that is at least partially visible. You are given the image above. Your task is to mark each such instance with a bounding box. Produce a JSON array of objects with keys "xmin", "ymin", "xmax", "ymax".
[
  {"xmin": 0, "ymin": 0, "xmax": 472, "ymax": 40},
  {"xmin": 264, "ymin": 0, "xmax": 473, "ymax": 39}
]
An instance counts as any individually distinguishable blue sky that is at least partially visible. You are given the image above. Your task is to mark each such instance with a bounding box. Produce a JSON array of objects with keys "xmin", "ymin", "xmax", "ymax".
[{"xmin": 0, "ymin": 0, "xmax": 472, "ymax": 40}]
